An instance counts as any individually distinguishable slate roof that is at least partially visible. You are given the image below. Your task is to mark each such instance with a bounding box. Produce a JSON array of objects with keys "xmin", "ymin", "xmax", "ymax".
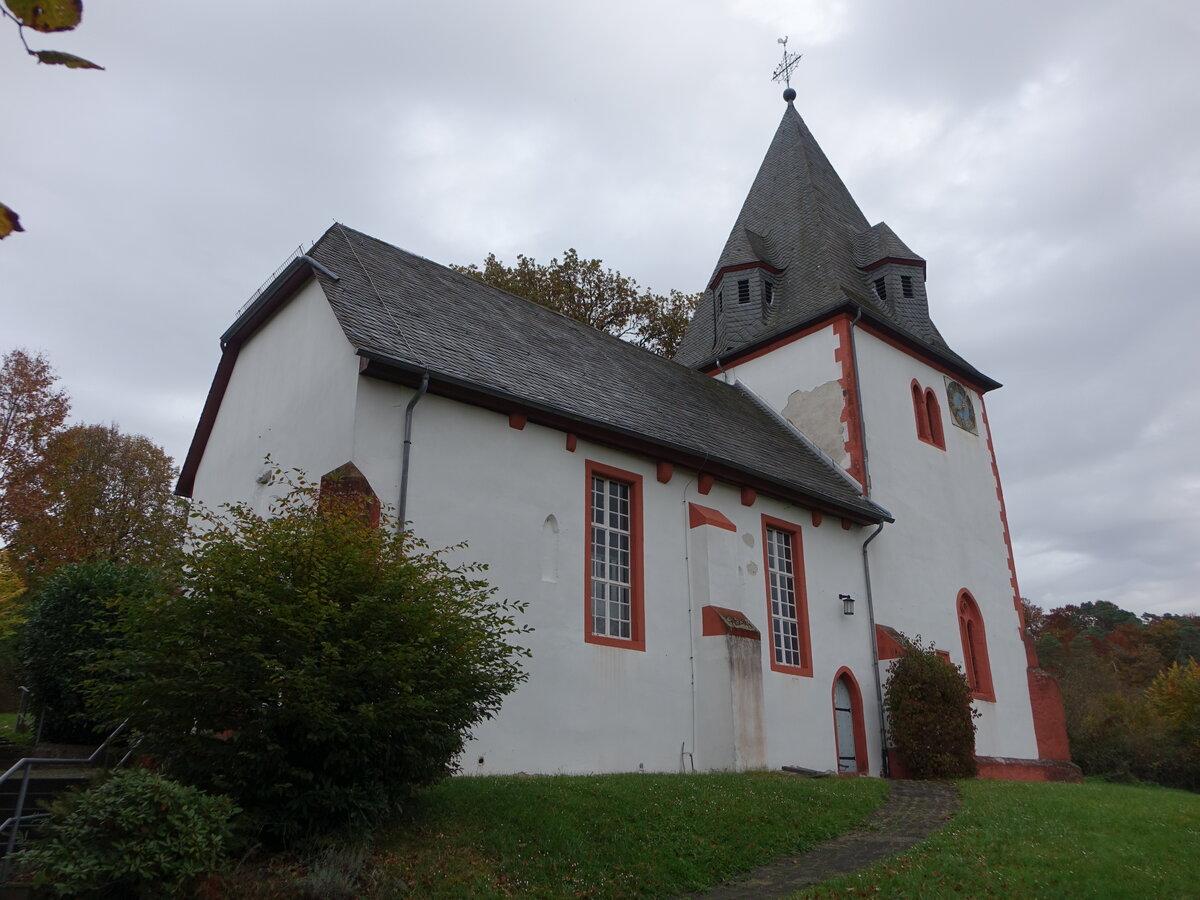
[
  {"xmin": 674, "ymin": 101, "xmax": 987, "ymax": 384},
  {"xmin": 854, "ymin": 222, "xmax": 923, "ymax": 268},
  {"xmin": 294, "ymin": 224, "xmax": 889, "ymax": 523}
]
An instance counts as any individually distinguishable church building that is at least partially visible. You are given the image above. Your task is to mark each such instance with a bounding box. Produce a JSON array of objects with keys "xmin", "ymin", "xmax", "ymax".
[{"xmin": 178, "ymin": 91, "xmax": 1077, "ymax": 781}]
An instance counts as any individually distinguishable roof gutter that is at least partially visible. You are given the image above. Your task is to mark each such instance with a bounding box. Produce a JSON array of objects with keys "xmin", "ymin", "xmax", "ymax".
[
  {"xmin": 694, "ymin": 300, "xmax": 1000, "ymax": 393},
  {"xmin": 356, "ymin": 349, "xmax": 890, "ymax": 526}
]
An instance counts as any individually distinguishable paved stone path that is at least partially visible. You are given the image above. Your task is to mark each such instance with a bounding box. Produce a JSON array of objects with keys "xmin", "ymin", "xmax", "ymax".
[{"xmin": 681, "ymin": 780, "xmax": 960, "ymax": 900}]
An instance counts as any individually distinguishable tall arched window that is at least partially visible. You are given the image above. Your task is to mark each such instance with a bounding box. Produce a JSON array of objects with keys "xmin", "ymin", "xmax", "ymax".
[
  {"xmin": 911, "ymin": 380, "xmax": 930, "ymax": 441},
  {"xmin": 910, "ymin": 379, "xmax": 946, "ymax": 450},
  {"xmin": 957, "ymin": 590, "xmax": 995, "ymax": 701},
  {"xmin": 924, "ymin": 388, "xmax": 945, "ymax": 449},
  {"xmin": 831, "ymin": 668, "xmax": 868, "ymax": 773}
]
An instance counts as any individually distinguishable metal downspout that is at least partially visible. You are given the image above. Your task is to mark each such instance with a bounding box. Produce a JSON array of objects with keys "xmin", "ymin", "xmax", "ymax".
[
  {"xmin": 861, "ymin": 522, "xmax": 889, "ymax": 777},
  {"xmin": 398, "ymin": 372, "xmax": 430, "ymax": 528}
]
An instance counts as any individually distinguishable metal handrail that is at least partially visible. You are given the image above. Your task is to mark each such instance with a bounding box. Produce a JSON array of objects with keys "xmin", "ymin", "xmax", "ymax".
[
  {"xmin": 0, "ymin": 718, "xmax": 134, "ymax": 882},
  {"xmin": 12, "ymin": 688, "xmax": 29, "ymax": 735}
]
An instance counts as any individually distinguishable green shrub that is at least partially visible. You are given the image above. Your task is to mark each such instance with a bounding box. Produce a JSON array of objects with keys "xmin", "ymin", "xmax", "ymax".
[
  {"xmin": 21, "ymin": 562, "xmax": 160, "ymax": 742},
  {"xmin": 87, "ymin": 478, "xmax": 530, "ymax": 844},
  {"xmin": 14, "ymin": 768, "xmax": 236, "ymax": 898},
  {"xmin": 884, "ymin": 634, "xmax": 980, "ymax": 779}
]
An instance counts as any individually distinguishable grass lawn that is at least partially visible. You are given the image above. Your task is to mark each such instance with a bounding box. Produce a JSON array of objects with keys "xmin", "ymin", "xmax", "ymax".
[
  {"xmin": 0, "ymin": 711, "xmax": 28, "ymax": 745},
  {"xmin": 372, "ymin": 772, "xmax": 886, "ymax": 899},
  {"xmin": 220, "ymin": 774, "xmax": 1199, "ymax": 899},
  {"xmin": 796, "ymin": 779, "xmax": 1200, "ymax": 899}
]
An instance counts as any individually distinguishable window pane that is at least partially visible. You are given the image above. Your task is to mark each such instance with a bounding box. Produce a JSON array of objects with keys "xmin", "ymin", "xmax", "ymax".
[
  {"xmin": 767, "ymin": 527, "xmax": 803, "ymax": 667},
  {"xmin": 590, "ymin": 474, "xmax": 634, "ymax": 640}
]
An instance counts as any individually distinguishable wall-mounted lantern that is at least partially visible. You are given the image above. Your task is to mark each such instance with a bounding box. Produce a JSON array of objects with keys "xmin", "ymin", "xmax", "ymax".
[{"xmin": 839, "ymin": 593, "xmax": 855, "ymax": 616}]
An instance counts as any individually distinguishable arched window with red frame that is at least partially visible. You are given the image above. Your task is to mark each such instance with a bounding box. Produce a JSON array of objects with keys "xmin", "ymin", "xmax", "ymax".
[
  {"xmin": 924, "ymin": 387, "xmax": 945, "ymax": 449},
  {"xmin": 910, "ymin": 380, "xmax": 930, "ymax": 441},
  {"xmin": 910, "ymin": 379, "xmax": 945, "ymax": 450},
  {"xmin": 957, "ymin": 590, "xmax": 995, "ymax": 701}
]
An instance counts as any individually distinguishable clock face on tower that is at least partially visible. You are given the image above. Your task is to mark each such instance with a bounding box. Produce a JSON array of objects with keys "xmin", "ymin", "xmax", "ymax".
[{"xmin": 945, "ymin": 379, "xmax": 977, "ymax": 434}]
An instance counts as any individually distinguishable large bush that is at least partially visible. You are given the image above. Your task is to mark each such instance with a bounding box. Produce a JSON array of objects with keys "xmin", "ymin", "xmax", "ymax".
[
  {"xmin": 88, "ymin": 481, "xmax": 530, "ymax": 843},
  {"xmin": 884, "ymin": 634, "xmax": 979, "ymax": 779},
  {"xmin": 21, "ymin": 561, "xmax": 161, "ymax": 742},
  {"xmin": 14, "ymin": 768, "xmax": 236, "ymax": 898}
]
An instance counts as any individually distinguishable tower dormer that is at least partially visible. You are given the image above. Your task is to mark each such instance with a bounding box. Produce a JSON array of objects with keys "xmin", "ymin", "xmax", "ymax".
[
  {"xmin": 674, "ymin": 96, "xmax": 971, "ymax": 380},
  {"xmin": 709, "ymin": 256, "xmax": 783, "ymax": 353},
  {"xmin": 854, "ymin": 222, "xmax": 929, "ymax": 326}
]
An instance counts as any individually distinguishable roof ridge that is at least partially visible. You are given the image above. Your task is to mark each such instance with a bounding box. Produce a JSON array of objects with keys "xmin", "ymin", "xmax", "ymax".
[{"xmin": 337, "ymin": 224, "xmax": 697, "ymax": 370}]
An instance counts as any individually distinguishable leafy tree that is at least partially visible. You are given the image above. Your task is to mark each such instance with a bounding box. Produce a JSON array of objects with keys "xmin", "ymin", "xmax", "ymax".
[
  {"xmin": 22, "ymin": 561, "xmax": 161, "ymax": 742},
  {"xmin": 1147, "ymin": 660, "xmax": 1200, "ymax": 748},
  {"xmin": 0, "ymin": 549, "xmax": 23, "ymax": 635},
  {"xmin": 6, "ymin": 423, "xmax": 184, "ymax": 584},
  {"xmin": 0, "ymin": 550, "xmax": 26, "ymax": 710},
  {"xmin": 88, "ymin": 479, "xmax": 530, "ymax": 843},
  {"xmin": 0, "ymin": 348, "xmax": 70, "ymax": 538},
  {"xmin": 453, "ymin": 249, "xmax": 699, "ymax": 357},
  {"xmin": 884, "ymin": 634, "xmax": 980, "ymax": 779},
  {"xmin": 1033, "ymin": 598, "xmax": 1200, "ymax": 788},
  {"xmin": 1, "ymin": 0, "xmax": 104, "ymax": 239},
  {"xmin": 1020, "ymin": 596, "xmax": 1044, "ymax": 636}
]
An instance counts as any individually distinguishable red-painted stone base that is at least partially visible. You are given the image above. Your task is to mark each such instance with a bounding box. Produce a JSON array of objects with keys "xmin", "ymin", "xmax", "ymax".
[
  {"xmin": 886, "ymin": 748, "xmax": 912, "ymax": 780},
  {"xmin": 1027, "ymin": 666, "xmax": 1072, "ymax": 761},
  {"xmin": 886, "ymin": 749, "xmax": 1083, "ymax": 783},
  {"xmin": 975, "ymin": 756, "xmax": 1083, "ymax": 783}
]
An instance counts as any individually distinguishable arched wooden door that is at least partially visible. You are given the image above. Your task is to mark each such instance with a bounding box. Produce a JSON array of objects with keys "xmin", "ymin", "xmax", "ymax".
[{"xmin": 832, "ymin": 669, "xmax": 867, "ymax": 774}]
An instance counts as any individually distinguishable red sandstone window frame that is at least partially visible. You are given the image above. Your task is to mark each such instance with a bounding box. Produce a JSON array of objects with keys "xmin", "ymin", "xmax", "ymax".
[
  {"xmin": 957, "ymin": 589, "xmax": 995, "ymax": 701},
  {"xmin": 911, "ymin": 379, "xmax": 946, "ymax": 450},
  {"xmin": 318, "ymin": 462, "xmax": 381, "ymax": 527},
  {"xmin": 831, "ymin": 667, "xmax": 869, "ymax": 774},
  {"xmin": 584, "ymin": 460, "xmax": 645, "ymax": 652},
  {"xmin": 761, "ymin": 514, "xmax": 813, "ymax": 677}
]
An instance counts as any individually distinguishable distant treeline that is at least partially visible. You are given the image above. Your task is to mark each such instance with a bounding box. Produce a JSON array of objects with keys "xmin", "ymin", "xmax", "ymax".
[{"xmin": 1026, "ymin": 600, "xmax": 1200, "ymax": 790}]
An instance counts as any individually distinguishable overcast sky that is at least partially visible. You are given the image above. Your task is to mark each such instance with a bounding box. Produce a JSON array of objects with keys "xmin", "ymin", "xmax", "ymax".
[{"xmin": 2, "ymin": 1, "xmax": 1197, "ymax": 616}]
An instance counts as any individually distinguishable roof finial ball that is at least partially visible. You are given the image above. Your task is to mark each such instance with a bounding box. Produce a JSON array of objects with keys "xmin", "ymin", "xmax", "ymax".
[{"xmin": 772, "ymin": 36, "xmax": 802, "ymax": 103}]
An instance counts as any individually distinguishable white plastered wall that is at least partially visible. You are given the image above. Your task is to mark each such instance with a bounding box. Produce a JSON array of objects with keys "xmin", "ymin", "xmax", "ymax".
[
  {"xmin": 351, "ymin": 375, "xmax": 888, "ymax": 776},
  {"xmin": 852, "ymin": 329, "xmax": 1038, "ymax": 759},
  {"xmin": 190, "ymin": 279, "xmax": 361, "ymax": 513},
  {"xmin": 188, "ymin": 286, "xmax": 894, "ymax": 777},
  {"xmin": 720, "ymin": 325, "xmax": 850, "ymax": 468}
]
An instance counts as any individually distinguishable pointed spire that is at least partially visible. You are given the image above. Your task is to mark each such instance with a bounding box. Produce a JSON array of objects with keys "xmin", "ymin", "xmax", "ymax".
[
  {"xmin": 709, "ymin": 103, "xmax": 869, "ymax": 287},
  {"xmin": 675, "ymin": 101, "xmax": 972, "ymax": 373}
]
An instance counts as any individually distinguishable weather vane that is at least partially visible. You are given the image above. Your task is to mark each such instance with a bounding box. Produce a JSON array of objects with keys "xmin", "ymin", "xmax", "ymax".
[{"xmin": 771, "ymin": 36, "xmax": 802, "ymax": 101}]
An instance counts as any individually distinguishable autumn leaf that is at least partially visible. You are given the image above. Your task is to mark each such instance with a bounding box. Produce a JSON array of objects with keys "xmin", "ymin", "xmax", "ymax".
[
  {"xmin": 0, "ymin": 202, "xmax": 22, "ymax": 239},
  {"xmin": 3, "ymin": 0, "xmax": 82, "ymax": 33},
  {"xmin": 34, "ymin": 48, "xmax": 102, "ymax": 69}
]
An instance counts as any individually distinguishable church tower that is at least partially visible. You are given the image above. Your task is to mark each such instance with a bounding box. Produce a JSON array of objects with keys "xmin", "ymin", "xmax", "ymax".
[{"xmin": 677, "ymin": 90, "xmax": 1076, "ymax": 778}]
